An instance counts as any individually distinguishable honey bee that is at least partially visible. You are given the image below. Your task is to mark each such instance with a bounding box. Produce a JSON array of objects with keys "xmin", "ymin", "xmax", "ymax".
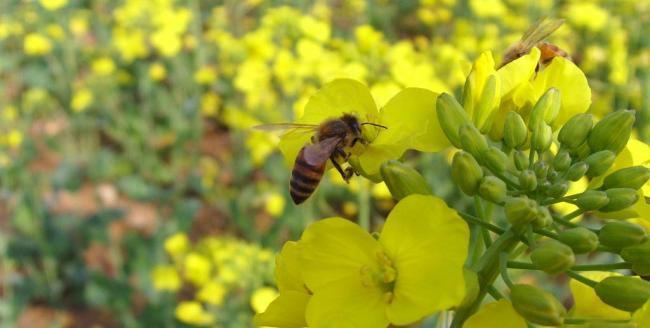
[
  {"xmin": 500, "ymin": 18, "xmax": 571, "ymax": 68},
  {"xmin": 255, "ymin": 114, "xmax": 386, "ymax": 204}
]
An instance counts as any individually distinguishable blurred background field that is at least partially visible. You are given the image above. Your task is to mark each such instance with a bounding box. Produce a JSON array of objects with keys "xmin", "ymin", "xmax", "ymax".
[{"xmin": 0, "ymin": 0, "xmax": 649, "ymax": 327}]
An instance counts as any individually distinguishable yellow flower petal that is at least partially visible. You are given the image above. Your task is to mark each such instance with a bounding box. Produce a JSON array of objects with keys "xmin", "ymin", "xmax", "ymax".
[
  {"xmin": 498, "ymin": 47, "xmax": 540, "ymax": 98},
  {"xmin": 569, "ymin": 271, "xmax": 630, "ymax": 320},
  {"xmin": 530, "ymin": 56, "xmax": 591, "ymax": 129},
  {"xmin": 254, "ymin": 291, "xmax": 310, "ymax": 328},
  {"xmin": 300, "ymin": 217, "xmax": 381, "ymax": 292},
  {"xmin": 379, "ymin": 195, "xmax": 469, "ymax": 324},
  {"xmin": 275, "ymin": 241, "xmax": 305, "ymax": 292},
  {"xmin": 465, "ymin": 299, "xmax": 527, "ymax": 328},
  {"xmin": 633, "ymin": 300, "xmax": 650, "ymax": 327},
  {"xmin": 251, "ymin": 287, "xmax": 279, "ymax": 313}
]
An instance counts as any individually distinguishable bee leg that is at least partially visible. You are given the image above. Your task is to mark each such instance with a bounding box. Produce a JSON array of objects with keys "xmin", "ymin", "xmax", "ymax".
[
  {"xmin": 344, "ymin": 167, "xmax": 357, "ymax": 179},
  {"xmin": 330, "ymin": 157, "xmax": 350, "ymax": 183}
]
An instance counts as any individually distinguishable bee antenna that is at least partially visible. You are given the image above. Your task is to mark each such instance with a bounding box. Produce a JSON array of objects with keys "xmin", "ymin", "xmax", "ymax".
[{"xmin": 361, "ymin": 122, "xmax": 387, "ymax": 129}]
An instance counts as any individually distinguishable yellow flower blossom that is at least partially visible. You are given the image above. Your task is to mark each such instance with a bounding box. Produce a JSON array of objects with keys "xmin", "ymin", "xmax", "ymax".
[
  {"xmin": 465, "ymin": 299, "xmax": 526, "ymax": 328},
  {"xmin": 183, "ymin": 252, "xmax": 212, "ymax": 286},
  {"xmin": 91, "ymin": 57, "xmax": 116, "ymax": 76},
  {"xmin": 565, "ymin": 2, "xmax": 609, "ymax": 32},
  {"xmin": 194, "ymin": 66, "xmax": 218, "ymax": 85},
  {"xmin": 164, "ymin": 232, "xmax": 189, "ymax": 258},
  {"xmin": 175, "ymin": 301, "xmax": 215, "ymax": 326},
  {"xmin": 264, "ymin": 192, "xmax": 285, "ymax": 217},
  {"xmin": 69, "ymin": 16, "xmax": 88, "ymax": 36},
  {"xmin": 149, "ymin": 63, "xmax": 166, "ymax": 81},
  {"xmin": 71, "ymin": 88, "xmax": 93, "ymax": 113},
  {"xmin": 112, "ymin": 28, "xmax": 149, "ymax": 62},
  {"xmin": 251, "ymin": 287, "xmax": 279, "ymax": 313},
  {"xmin": 45, "ymin": 24, "xmax": 64, "ymax": 40},
  {"xmin": 197, "ymin": 281, "xmax": 226, "ymax": 306},
  {"xmin": 470, "ymin": 0, "xmax": 507, "ymax": 18},
  {"xmin": 151, "ymin": 265, "xmax": 181, "ymax": 291},
  {"xmin": 569, "ymin": 271, "xmax": 630, "ymax": 320},
  {"xmin": 39, "ymin": 0, "xmax": 67, "ymax": 11},
  {"xmin": 2, "ymin": 105, "xmax": 18, "ymax": 122},
  {"xmin": 6, "ymin": 130, "xmax": 23, "ymax": 149},
  {"xmin": 151, "ymin": 29, "xmax": 182, "ymax": 57},
  {"xmin": 24, "ymin": 33, "xmax": 52, "ymax": 56},
  {"xmin": 200, "ymin": 93, "xmax": 220, "ymax": 117},
  {"xmin": 633, "ymin": 300, "xmax": 650, "ymax": 326}
]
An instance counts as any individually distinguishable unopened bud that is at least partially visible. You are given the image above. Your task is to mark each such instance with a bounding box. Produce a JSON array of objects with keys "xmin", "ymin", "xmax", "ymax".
[
  {"xmin": 534, "ymin": 162, "xmax": 549, "ymax": 180},
  {"xmin": 599, "ymin": 188, "xmax": 639, "ymax": 212},
  {"xmin": 474, "ymin": 74, "xmax": 500, "ymax": 133},
  {"xmin": 553, "ymin": 150, "xmax": 572, "ymax": 172},
  {"xmin": 575, "ymin": 190, "xmax": 610, "ymax": 211},
  {"xmin": 547, "ymin": 181, "xmax": 569, "ymax": 198},
  {"xmin": 547, "ymin": 170, "xmax": 560, "ymax": 183},
  {"xmin": 530, "ymin": 239, "xmax": 575, "ymax": 275},
  {"xmin": 437, "ymin": 93, "xmax": 471, "ymax": 148},
  {"xmin": 533, "ymin": 206, "xmax": 553, "ymax": 228},
  {"xmin": 594, "ymin": 276, "xmax": 650, "ymax": 312},
  {"xmin": 459, "ymin": 124, "xmax": 488, "ymax": 158},
  {"xmin": 529, "ymin": 88, "xmax": 561, "ymax": 130},
  {"xmin": 566, "ymin": 162, "xmax": 588, "ymax": 181},
  {"xmin": 514, "ymin": 150, "xmax": 529, "ymax": 171},
  {"xmin": 478, "ymin": 176, "xmax": 507, "ymax": 204},
  {"xmin": 519, "ymin": 170, "xmax": 538, "ymax": 191},
  {"xmin": 621, "ymin": 241, "xmax": 650, "ymax": 275},
  {"xmin": 602, "ymin": 166, "xmax": 650, "ymax": 191},
  {"xmin": 585, "ymin": 150, "xmax": 616, "ymax": 178},
  {"xmin": 380, "ymin": 160, "xmax": 432, "ymax": 201},
  {"xmin": 558, "ymin": 113, "xmax": 593, "ymax": 149},
  {"xmin": 504, "ymin": 111, "xmax": 528, "ymax": 149},
  {"xmin": 589, "ymin": 110, "xmax": 635, "ymax": 155},
  {"xmin": 451, "ymin": 151, "xmax": 483, "ymax": 196},
  {"xmin": 481, "ymin": 146, "xmax": 509, "ymax": 174},
  {"xmin": 531, "ymin": 123, "xmax": 553, "ymax": 151},
  {"xmin": 511, "ymin": 284, "xmax": 566, "ymax": 326},
  {"xmin": 505, "ymin": 197, "xmax": 537, "ymax": 229},
  {"xmin": 598, "ymin": 220, "xmax": 647, "ymax": 249},
  {"xmin": 558, "ymin": 227, "xmax": 599, "ymax": 254}
]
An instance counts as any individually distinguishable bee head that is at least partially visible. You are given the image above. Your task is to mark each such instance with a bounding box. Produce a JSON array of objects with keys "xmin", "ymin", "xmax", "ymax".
[{"xmin": 341, "ymin": 114, "xmax": 363, "ymax": 137}]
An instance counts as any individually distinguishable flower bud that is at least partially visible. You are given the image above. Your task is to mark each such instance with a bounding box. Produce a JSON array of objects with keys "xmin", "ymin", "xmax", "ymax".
[
  {"xmin": 547, "ymin": 181, "xmax": 569, "ymax": 198},
  {"xmin": 380, "ymin": 160, "xmax": 432, "ymax": 201},
  {"xmin": 538, "ymin": 180, "xmax": 551, "ymax": 194},
  {"xmin": 529, "ymin": 88, "xmax": 561, "ymax": 130},
  {"xmin": 594, "ymin": 276, "xmax": 650, "ymax": 312},
  {"xmin": 451, "ymin": 151, "xmax": 483, "ymax": 196},
  {"xmin": 547, "ymin": 170, "xmax": 560, "ymax": 182},
  {"xmin": 588, "ymin": 110, "xmax": 635, "ymax": 155},
  {"xmin": 585, "ymin": 150, "xmax": 616, "ymax": 178},
  {"xmin": 533, "ymin": 206, "xmax": 553, "ymax": 228},
  {"xmin": 621, "ymin": 240, "xmax": 650, "ymax": 275},
  {"xmin": 461, "ymin": 76, "xmax": 473, "ymax": 113},
  {"xmin": 575, "ymin": 190, "xmax": 610, "ymax": 211},
  {"xmin": 558, "ymin": 227, "xmax": 599, "ymax": 254},
  {"xmin": 459, "ymin": 124, "xmax": 488, "ymax": 158},
  {"xmin": 437, "ymin": 93, "xmax": 471, "ymax": 148},
  {"xmin": 481, "ymin": 146, "xmax": 509, "ymax": 175},
  {"xmin": 505, "ymin": 197, "xmax": 537, "ymax": 229},
  {"xmin": 514, "ymin": 150, "xmax": 529, "ymax": 171},
  {"xmin": 558, "ymin": 113, "xmax": 593, "ymax": 149},
  {"xmin": 474, "ymin": 74, "xmax": 500, "ymax": 133},
  {"xmin": 533, "ymin": 162, "xmax": 549, "ymax": 180},
  {"xmin": 566, "ymin": 162, "xmax": 589, "ymax": 181},
  {"xmin": 531, "ymin": 122, "xmax": 553, "ymax": 151},
  {"xmin": 530, "ymin": 239, "xmax": 575, "ymax": 275},
  {"xmin": 602, "ymin": 166, "xmax": 650, "ymax": 191},
  {"xmin": 553, "ymin": 150, "xmax": 572, "ymax": 172},
  {"xmin": 599, "ymin": 188, "xmax": 639, "ymax": 212},
  {"xmin": 519, "ymin": 170, "xmax": 538, "ymax": 191},
  {"xmin": 598, "ymin": 220, "xmax": 647, "ymax": 249},
  {"xmin": 504, "ymin": 111, "xmax": 528, "ymax": 149},
  {"xmin": 478, "ymin": 176, "xmax": 507, "ymax": 204},
  {"xmin": 511, "ymin": 284, "xmax": 566, "ymax": 326}
]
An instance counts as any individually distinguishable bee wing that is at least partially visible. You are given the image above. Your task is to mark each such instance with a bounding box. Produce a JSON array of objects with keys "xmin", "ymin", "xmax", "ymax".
[
  {"xmin": 520, "ymin": 17, "xmax": 564, "ymax": 49},
  {"xmin": 303, "ymin": 137, "xmax": 342, "ymax": 166},
  {"xmin": 253, "ymin": 123, "xmax": 319, "ymax": 132}
]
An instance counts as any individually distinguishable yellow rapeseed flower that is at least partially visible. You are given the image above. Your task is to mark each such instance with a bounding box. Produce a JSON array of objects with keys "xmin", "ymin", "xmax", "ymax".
[
  {"xmin": 194, "ymin": 66, "xmax": 218, "ymax": 85},
  {"xmin": 196, "ymin": 281, "xmax": 227, "ymax": 306},
  {"xmin": 91, "ymin": 57, "xmax": 116, "ymax": 76},
  {"xmin": 24, "ymin": 33, "xmax": 52, "ymax": 56},
  {"xmin": 151, "ymin": 265, "xmax": 181, "ymax": 291},
  {"xmin": 251, "ymin": 287, "xmax": 279, "ymax": 313},
  {"xmin": 264, "ymin": 192, "xmax": 285, "ymax": 217},
  {"xmin": 2, "ymin": 105, "xmax": 18, "ymax": 122},
  {"xmin": 6, "ymin": 130, "xmax": 23, "ymax": 149},
  {"xmin": 183, "ymin": 253, "xmax": 212, "ymax": 286},
  {"xmin": 71, "ymin": 88, "xmax": 93, "ymax": 113},
  {"xmin": 151, "ymin": 29, "xmax": 182, "ymax": 57},
  {"xmin": 465, "ymin": 299, "xmax": 526, "ymax": 328},
  {"xmin": 46, "ymin": 24, "xmax": 64, "ymax": 40},
  {"xmin": 39, "ymin": 0, "xmax": 67, "ymax": 11},
  {"xmin": 175, "ymin": 301, "xmax": 214, "ymax": 326},
  {"xmin": 633, "ymin": 300, "xmax": 650, "ymax": 326},
  {"xmin": 149, "ymin": 62, "xmax": 167, "ymax": 81},
  {"xmin": 569, "ymin": 271, "xmax": 630, "ymax": 320},
  {"xmin": 200, "ymin": 93, "xmax": 220, "ymax": 117},
  {"xmin": 164, "ymin": 232, "xmax": 189, "ymax": 259}
]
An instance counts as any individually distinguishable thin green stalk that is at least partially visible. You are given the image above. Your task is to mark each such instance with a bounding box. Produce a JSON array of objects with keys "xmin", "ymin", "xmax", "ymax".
[
  {"xmin": 563, "ymin": 318, "xmax": 631, "ymax": 325},
  {"xmin": 358, "ymin": 179, "xmax": 370, "ymax": 231},
  {"xmin": 459, "ymin": 212, "xmax": 505, "ymax": 234},
  {"xmin": 507, "ymin": 261, "xmax": 539, "ymax": 270},
  {"xmin": 474, "ymin": 197, "xmax": 493, "ymax": 247},
  {"xmin": 487, "ymin": 285, "xmax": 504, "ymax": 300},
  {"xmin": 571, "ymin": 262, "xmax": 632, "ymax": 271},
  {"xmin": 567, "ymin": 270, "xmax": 598, "ymax": 288},
  {"xmin": 500, "ymin": 252, "xmax": 514, "ymax": 288}
]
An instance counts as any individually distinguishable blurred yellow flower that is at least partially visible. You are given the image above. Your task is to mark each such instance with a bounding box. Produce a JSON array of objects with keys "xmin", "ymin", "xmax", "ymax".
[
  {"xmin": 112, "ymin": 28, "xmax": 149, "ymax": 62},
  {"xmin": 151, "ymin": 265, "xmax": 181, "ymax": 291},
  {"xmin": 565, "ymin": 2, "xmax": 609, "ymax": 32},
  {"xmin": 200, "ymin": 93, "xmax": 220, "ymax": 117},
  {"xmin": 24, "ymin": 33, "xmax": 52, "ymax": 56},
  {"xmin": 251, "ymin": 287, "xmax": 279, "ymax": 313},
  {"xmin": 39, "ymin": 0, "xmax": 67, "ymax": 11},
  {"xmin": 149, "ymin": 63, "xmax": 167, "ymax": 81},
  {"xmin": 194, "ymin": 66, "xmax": 218, "ymax": 85},
  {"xmin": 264, "ymin": 192, "xmax": 285, "ymax": 217},
  {"xmin": 197, "ymin": 281, "xmax": 227, "ymax": 305},
  {"xmin": 91, "ymin": 57, "xmax": 116, "ymax": 76},
  {"xmin": 2, "ymin": 105, "xmax": 18, "ymax": 122},
  {"xmin": 470, "ymin": 0, "xmax": 506, "ymax": 18},
  {"xmin": 6, "ymin": 130, "xmax": 23, "ymax": 149},
  {"xmin": 164, "ymin": 232, "xmax": 189, "ymax": 258},
  {"xmin": 569, "ymin": 271, "xmax": 630, "ymax": 320},
  {"xmin": 183, "ymin": 253, "xmax": 212, "ymax": 286},
  {"xmin": 71, "ymin": 88, "xmax": 93, "ymax": 112},
  {"xmin": 465, "ymin": 299, "xmax": 526, "ymax": 328},
  {"xmin": 151, "ymin": 29, "xmax": 182, "ymax": 57},
  {"xmin": 69, "ymin": 16, "xmax": 88, "ymax": 36},
  {"xmin": 46, "ymin": 24, "xmax": 64, "ymax": 40},
  {"xmin": 175, "ymin": 301, "xmax": 214, "ymax": 326}
]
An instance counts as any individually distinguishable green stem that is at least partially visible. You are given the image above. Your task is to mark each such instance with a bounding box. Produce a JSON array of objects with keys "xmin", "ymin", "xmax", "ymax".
[
  {"xmin": 459, "ymin": 212, "xmax": 505, "ymax": 234},
  {"xmin": 358, "ymin": 179, "xmax": 370, "ymax": 231},
  {"xmin": 499, "ymin": 252, "xmax": 514, "ymax": 288},
  {"xmin": 563, "ymin": 318, "xmax": 631, "ymax": 324},
  {"xmin": 571, "ymin": 262, "xmax": 632, "ymax": 271},
  {"xmin": 474, "ymin": 197, "xmax": 493, "ymax": 247},
  {"xmin": 452, "ymin": 229, "xmax": 519, "ymax": 328},
  {"xmin": 540, "ymin": 197, "xmax": 576, "ymax": 206},
  {"xmin": 487, "ymin": 285, "xmax": 504, "ymax": 300},
  {"xmin": 507, "ymin": 261, "xmax": 539, "ymax": 270},
  {"xmin": 567, "ymin": 270, "xmax": 598, "ymax": 288}
]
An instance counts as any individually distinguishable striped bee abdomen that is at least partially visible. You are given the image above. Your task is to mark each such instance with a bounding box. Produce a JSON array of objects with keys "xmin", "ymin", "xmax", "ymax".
[{"xmin": 290, "ymin": 148, "xmax": 326, "ymax": 204}]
